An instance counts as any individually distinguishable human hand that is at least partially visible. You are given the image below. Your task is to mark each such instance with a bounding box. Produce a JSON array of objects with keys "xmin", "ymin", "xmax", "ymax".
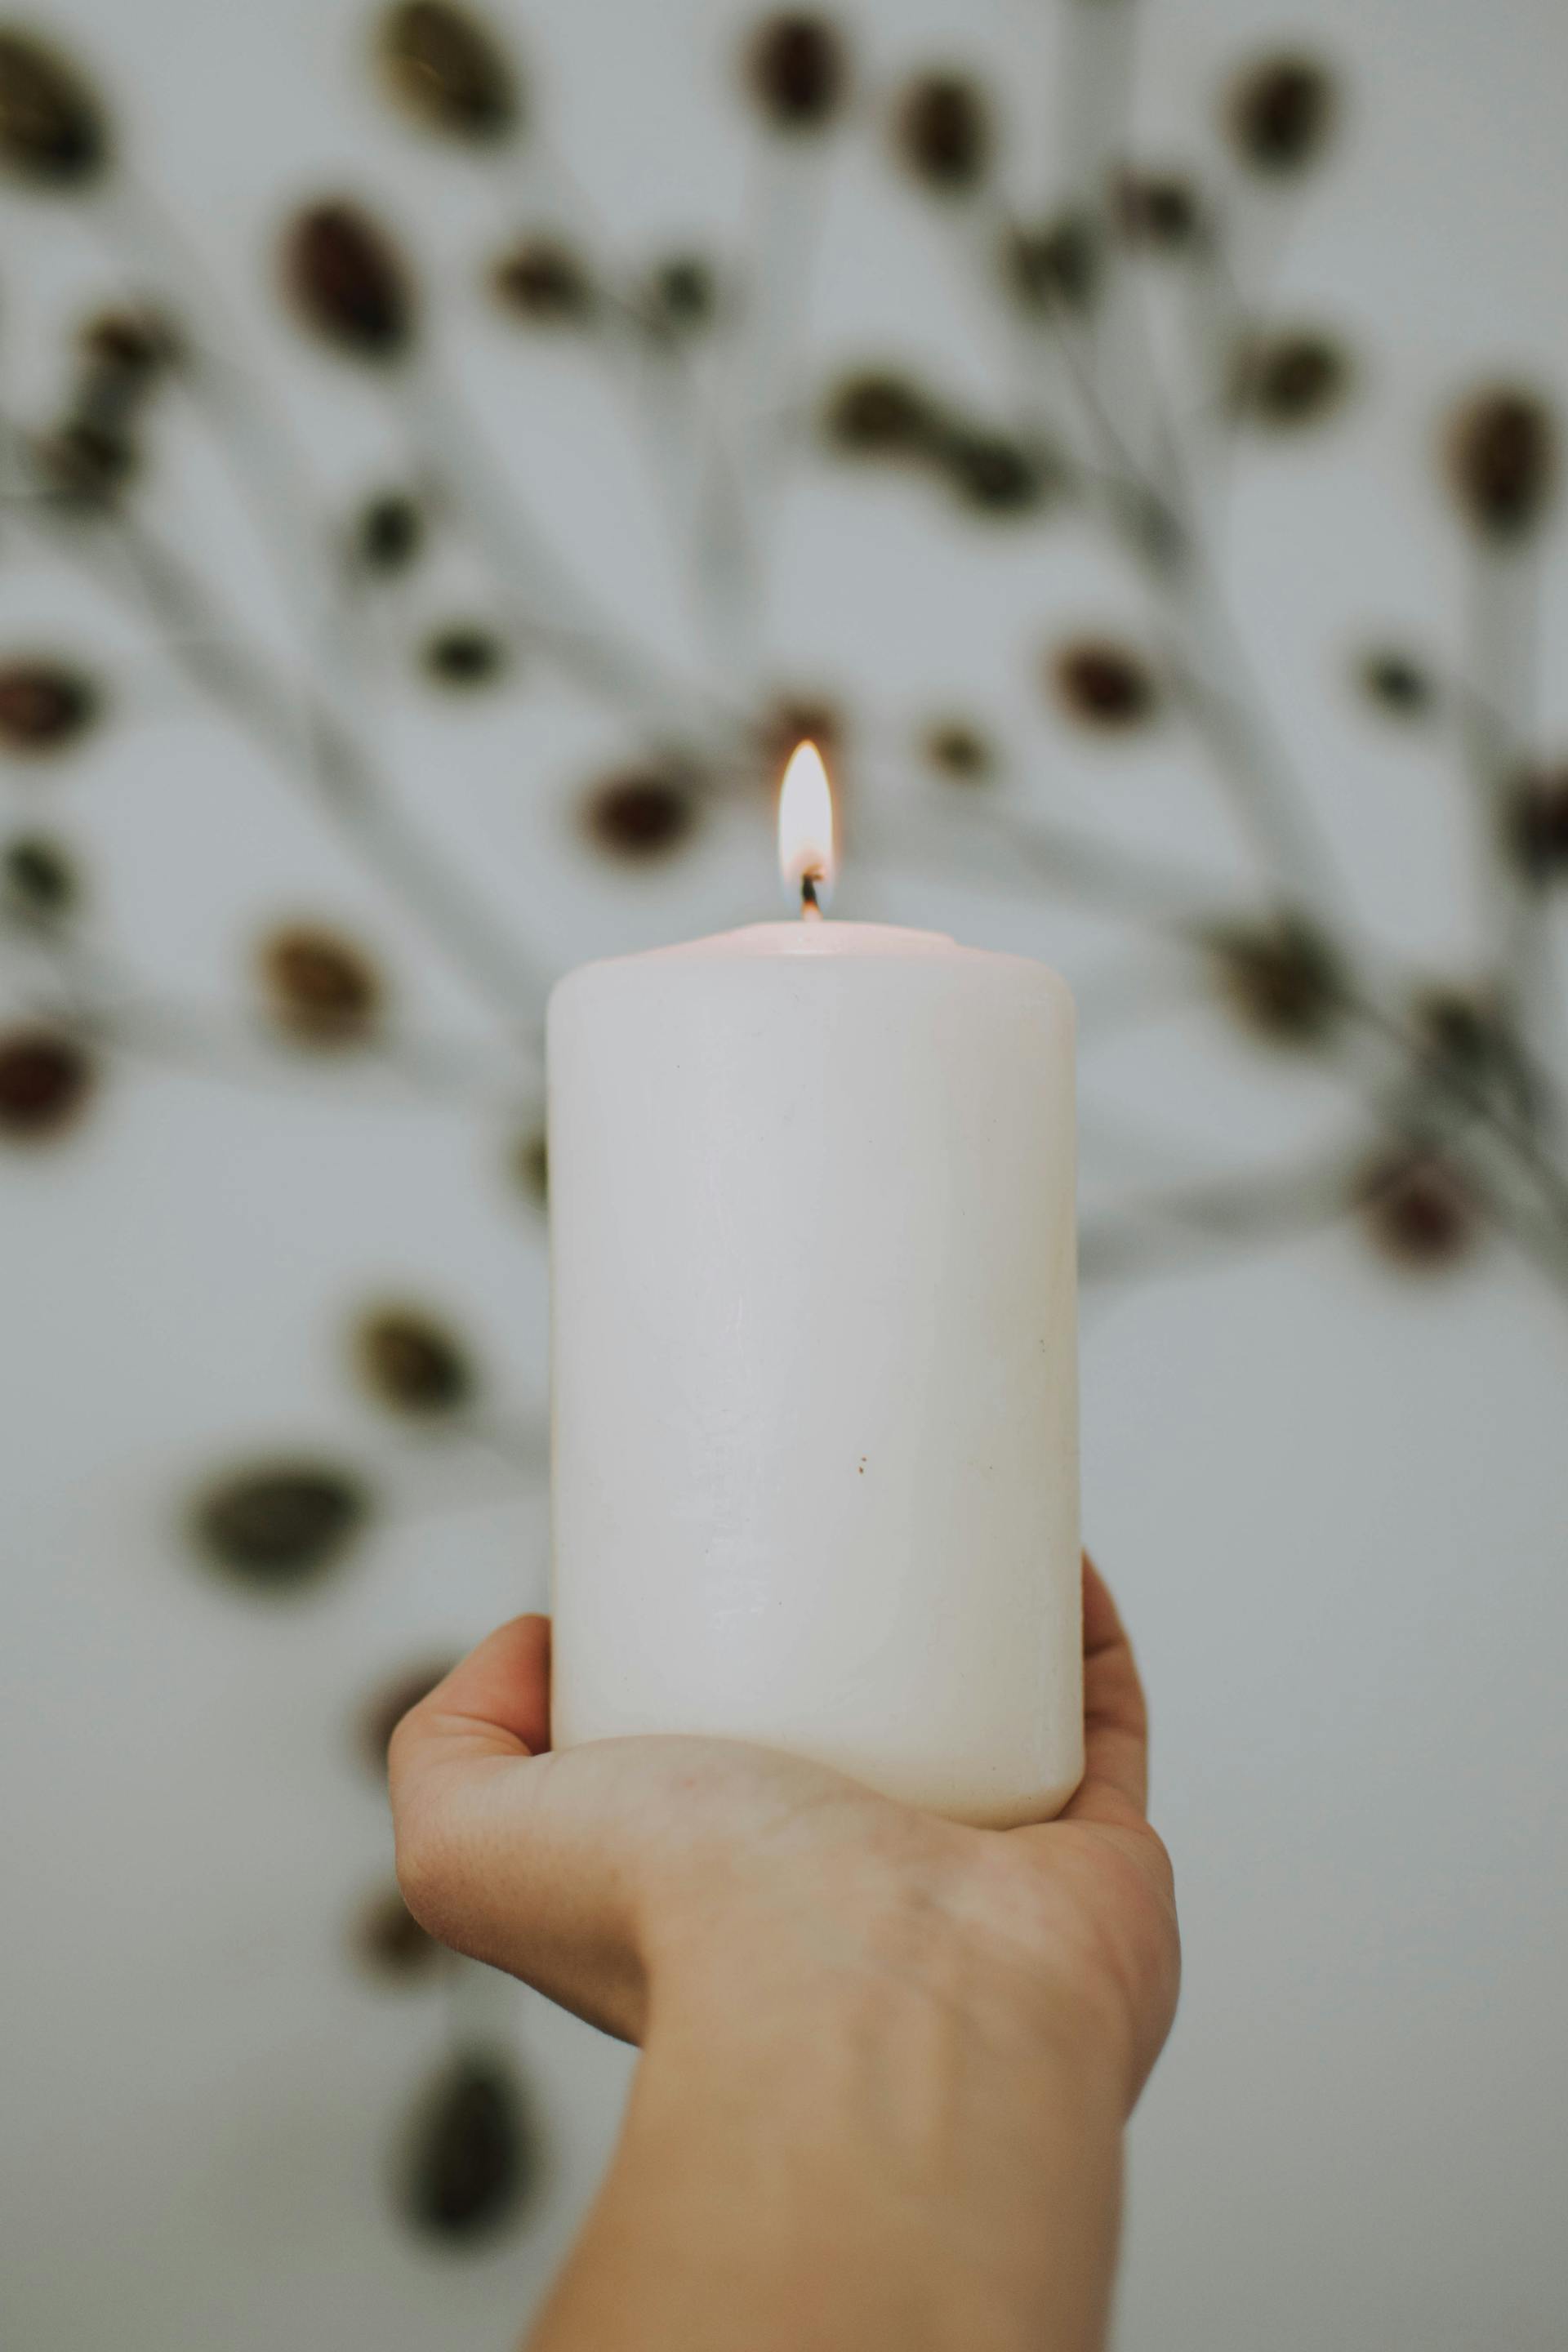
[{"xmin": 389, "ymin": 1557, "xmax": 1178, "ymax": 2111}]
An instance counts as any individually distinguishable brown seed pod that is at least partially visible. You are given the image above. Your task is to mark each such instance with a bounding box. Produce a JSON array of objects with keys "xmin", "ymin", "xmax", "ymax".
[
  {"xmin": 421, "ymin": 624, "xmax": 508, "ymax": 687},
  {"xmin": 354, "ymin": 1304, "xmax": 474, "ymax": 1415},
  {"xmin": 490, "ymin": 235, "xmax": 595, "ymax": 324},
  {"xmin": 893, "ymin": 71, "xmax": 991, "ymax": 194},
  {"xmin": 581, "ymin": 771, "xmax": 699, "ymax": 862},
  {"xmin": 78, "ymin": 305, "xmax": 181, "ymax": 380},
  {"xmin": 921, "ymin": 719, "xmax": 996, "ymax": 782},
  {"xmin": 821, "ymin": 370, "xmax": 935, "ymax": 458},
  {"xmin": 755, "ymin": 693, "xmax": 847, "ymax": 778},
  {"xmin": 1414, "ymin": 988, "xmax": 1498, "ymax": 1076},
  {"xmin": 192, "ymin": 1463, "xmax": 369, "ymax": 1588},
  {"xmin": 2, "ymin": 833, "xmax": 78, "ymax": 920},
  {"xmin": 1004, "ymin": 214, "xmax": 1100, "ymax": 316},
  {"xmin": 1224, "ymin": 53, "xmax": 1336, "ymax": 176},
  {"xmin": 257, "ymin": 924, "xmax": 384, "ymax": 1048},
  {"xmin": 378, "ymin": 1, "xmax": 519, "ymax": 143},
  {"xmin": 0, "ymin": 659, "xmax": 99, "ymax": 755},
  {"xmin": 354, "ymin": 491, "xmax": 425, "ymax": 572},
  {"xmin": 1507, "ymin": 767, "xmax": 1568, "ymax": 884},
  {"xmin": 1357, "ymin": 1150, "xmax": 1476, "ymax": 1271},
  {"xmin": 0, "ymin": 1028, "xmax": 92, "ymax": 1139},
  {"xmin": 1356, "ymin": 647, "xmax": 1434, "ymax": 717},
  {"xmin": 282, "ymin": 201, "xmax": 415, "ymax": 363},
  {"xmin": 33, "ymin": 418, "xmax": 137, "ymax": 506},
  {"xmin": 642, "ymin": 254, "xmax": 720, "ymax": 338},
  {"xmin": 1411, "ymin": 987, "xmax": 1532, "ymax": 1121},
  {"xmin": 1232, "ymin": 328, "xmax": 1351, "ymax": 429},
  {"xmin": 743, "ymin": 13, "xmax": 848, "ymax": 132},
  {"xmin": 0, "ymin": 29, "xmax": 108, "ymax": 187},
  {"xmin": 353, "ymin": 1884, "xmax": 445, "ymax": 1984},
  {"xmin": 1117, "ymin": 171, "xmax": 1205, "ymax": 252},
  {"xmin": 1209, "ymin": 918, "xmax": 1344, "ymax": 1047},
  {"xmin": 399, "ymin": 2048, "xmax": 537, "ymax": 2242},
  {"xmin": 1444, "ymin": 386, "xmax": 1557, "ymax": 544},
  {"xmin": 513, "ymin": 1125, "xmax": 548, "ymax": 1209},
  {"xmin": 78, "ymin": 314, "xmax": 165, "ymax": 376},
  {"xmin": 941, "ymin": 430, "xmax": 1050, "ymax": 518},
  {"xmin": 1049, "ymin": 639, "xmax": 1160, "ymax": 728},
  {"xmin": 359, "ymin": 1656, "xmax": 461, "ymax": 1774}
]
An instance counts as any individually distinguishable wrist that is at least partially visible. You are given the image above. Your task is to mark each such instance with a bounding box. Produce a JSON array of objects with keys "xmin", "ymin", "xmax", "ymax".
[
  {"xmin": 618, "ymin": 1881, "xmax": 1126, "ymax": 2352},
  {"xmin": 642, "ymin": 1843, "xmax": 1132, "ymax": 2106}
]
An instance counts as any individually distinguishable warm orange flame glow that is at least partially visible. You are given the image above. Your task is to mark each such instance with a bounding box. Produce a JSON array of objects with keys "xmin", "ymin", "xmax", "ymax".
[{"xmin": 777, "ymin": 739, "xmax": 835, "ymax": 908}]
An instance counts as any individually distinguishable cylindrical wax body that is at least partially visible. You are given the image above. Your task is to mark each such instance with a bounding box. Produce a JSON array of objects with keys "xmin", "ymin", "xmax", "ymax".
[{"xmin": 547, "ymin": 921, "xmax": 1080, "ymax": 1829}]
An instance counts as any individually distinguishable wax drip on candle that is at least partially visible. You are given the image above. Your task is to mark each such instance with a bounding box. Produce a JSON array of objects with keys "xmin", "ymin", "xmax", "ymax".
[{"xmin": 778, "ymin": 738, "xmax": 835, "ymax": 915}]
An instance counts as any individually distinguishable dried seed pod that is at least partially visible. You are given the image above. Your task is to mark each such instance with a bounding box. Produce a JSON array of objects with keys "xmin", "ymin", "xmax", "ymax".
[
  {"xmin": 921, "ymin": 719, "xmax": 996, "ymax": 782},
  {"xmin": 257, "ymin": 924, "xmax": 384, "ymax": 1047},
  {"xmin": 1507, "ymin": 768, "xmax": 1568, "ymax": 884},
  {"xmin": 581, "ymin": 770, "xmax": 698, "ymax": 862},
  {"xmin": 941, "ymin": 430, "xmax": 1049, "ymax": 517},
  {"xmin": 1117, "ymin": 170, "xmax": 1205, "ymax": 252},
  {"xmin": 283, "ymin": 201, "xmax": 415, "ymax": 363},
  {"xmin": 33, "ymin": 418, "xmax": 137, "ymax": 506},
  {"xmin": 0, "ymin": 659, "xmax": 99, "ymax": 755},
  {"xmin": 821, "ymin": 370, "xmax": 935, "ymax": 457},
  {"xmin": 360, "ymin": 1656, "xmax": 461, "ymax": 1773},
  {"xmin": 399, "ymin": 2048, "xmax": 537, "ymax": 2242},
  {"xmin": 354, "ymin": 491, "xmax": 425, "ymax": 572},
  {"xmin": 78, "ymin": 305, "xmax": 181, "ymax": 379},
  {"xmin": 756, "ymin": 693, "xmax": 846, "ymax": 777},
  {"xmin": 743, "ymin": 13, "xmax": 848, "ymax": 132},
  {"xmin": 490, "ymin": 235, "xmax": 595, "ymax": 324},
  {"xmin": 1232, "ymin": 328, "xmax": 1351, "ymax": 428},
  {"xmin": 513, "ymin": 1125, "xmax": 548, "ymax": 1209},
  {"xmin": 1049, "ymin": 639, "xmax": 1160, "ymax": 728},
  {"xmin": 0, "ymin": 29, "xmax": 108, "ymax": 187},
  {"xmin": 1209, "ymin": 918, "xmax": 1344, "ymax": 1046},
  {"xmin": 353, "ymin": 1885, "xmax": 445, "ymax": 1984},
  {"xmin": 1414, "ymin": 988, "xmax": 1498, "ymax": 1076},
  {"xmin": 642, "ymin": 254, "xmax": 720, "ymax": 337},
  {"xmin": 421, "ymin": 624, "xmax": 508, "ymax": 686},
  {"xmin": 378, "ymin": 1, "xmax": 519, "ymax": 143},
  {"xmin": 0, "ymin": 1028, "xmax": 92, "ymax": 1139},
  {"xmin": 192, "ymin": 1463, "xmax": 369, "ymax": 1587},
  {"xmin": 1356, "ymin": 647, "xmax": 1434, "ymax": 717},
  {"xmin": 1445, "ymin": 386, "xmax": 1556, "ymax": 544},
  {"xmin": 1358, "ymin": 1150, "xmax": 1476, "ymax": 1270},
  {"xmin": 1412, "ymin": 987, "xmax": 1532, "ymax": 1120},
  {"xmin": 2, "ymin": 832, "xmax": 78, "ymax": 920},
  {"xmin": 354, "ymin": 1303, "xmax": 474, "ymax": 1415},
  {"xmin": 1224, "ymin": 52, "xmax": 1336, "ymax": 176},
  {"xmin": 1004, "ymin": 214, "xmax": 1100, "ymax": 317},
  {"xmin": 893, "ymin": 71, "xmax": 992, "ymax": 194}
]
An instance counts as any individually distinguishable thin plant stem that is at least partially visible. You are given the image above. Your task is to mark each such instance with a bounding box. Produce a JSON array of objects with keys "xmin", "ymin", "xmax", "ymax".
[{"xmin": 0, "ymin": 447, "xmax": 550, "ymax": 1022}]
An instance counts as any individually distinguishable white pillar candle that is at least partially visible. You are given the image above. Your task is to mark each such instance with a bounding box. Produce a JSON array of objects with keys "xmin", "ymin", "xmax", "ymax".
[{"xmin": 547, "ymin": 759, "xmax": 1080, "ymax": 1829}]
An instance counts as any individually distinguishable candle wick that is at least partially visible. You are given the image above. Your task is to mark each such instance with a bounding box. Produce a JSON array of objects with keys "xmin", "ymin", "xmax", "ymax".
[{"xmin": 800, "ymin": 871, "xmax": 824, "ymax": 922}]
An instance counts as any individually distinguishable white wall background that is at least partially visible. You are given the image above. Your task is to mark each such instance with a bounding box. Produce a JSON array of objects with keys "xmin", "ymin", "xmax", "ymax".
[{"xmin": 2, "ymin": 1, "xmax": 1567, "ymax": 2346}]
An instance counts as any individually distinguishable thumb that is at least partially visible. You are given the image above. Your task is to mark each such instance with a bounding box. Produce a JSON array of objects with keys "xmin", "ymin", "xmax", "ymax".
[{"xmin": 387, "ymin": 1615, "xmax": 649, "ymax": 2039}]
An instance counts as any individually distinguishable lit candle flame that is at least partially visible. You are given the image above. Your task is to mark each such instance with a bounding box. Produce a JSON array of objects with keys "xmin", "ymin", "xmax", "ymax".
[{"xmin": 777, "ymin": 739, "xmax": 835, "ymax": 914}]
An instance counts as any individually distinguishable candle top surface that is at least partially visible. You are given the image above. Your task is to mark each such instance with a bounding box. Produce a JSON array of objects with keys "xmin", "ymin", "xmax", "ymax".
[
  {"xmin": 551, "ymin": 921, "xmax": 1073, "ymax": 1010},
  {"xmin": 659, "ymin": 920, "xmax": 959, "ymax": 960}
]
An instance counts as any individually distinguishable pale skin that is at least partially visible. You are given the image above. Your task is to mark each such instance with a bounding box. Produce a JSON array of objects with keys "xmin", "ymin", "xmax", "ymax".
[{"xmin": 389, "ymin": 1558, "xmax": 1179, "ymax": 2352}]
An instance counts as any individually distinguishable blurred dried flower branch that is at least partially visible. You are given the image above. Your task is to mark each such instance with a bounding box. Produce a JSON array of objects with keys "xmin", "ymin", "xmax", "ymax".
[{"xmin": 2, "ymin": 0, "xmax": 1567, "ymax": 2234}]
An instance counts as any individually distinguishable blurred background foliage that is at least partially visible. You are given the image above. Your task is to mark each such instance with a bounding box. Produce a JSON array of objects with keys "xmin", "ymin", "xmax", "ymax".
[{"xmin": 2, "ymin": 2, "xmax": 1566, "ymax": 2346}]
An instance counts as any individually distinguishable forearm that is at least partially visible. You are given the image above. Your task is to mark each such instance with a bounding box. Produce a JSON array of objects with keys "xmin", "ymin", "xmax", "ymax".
[{"xmin": 528, "ymin": 1927, "xmax": 1128, "ymax": 2352}]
